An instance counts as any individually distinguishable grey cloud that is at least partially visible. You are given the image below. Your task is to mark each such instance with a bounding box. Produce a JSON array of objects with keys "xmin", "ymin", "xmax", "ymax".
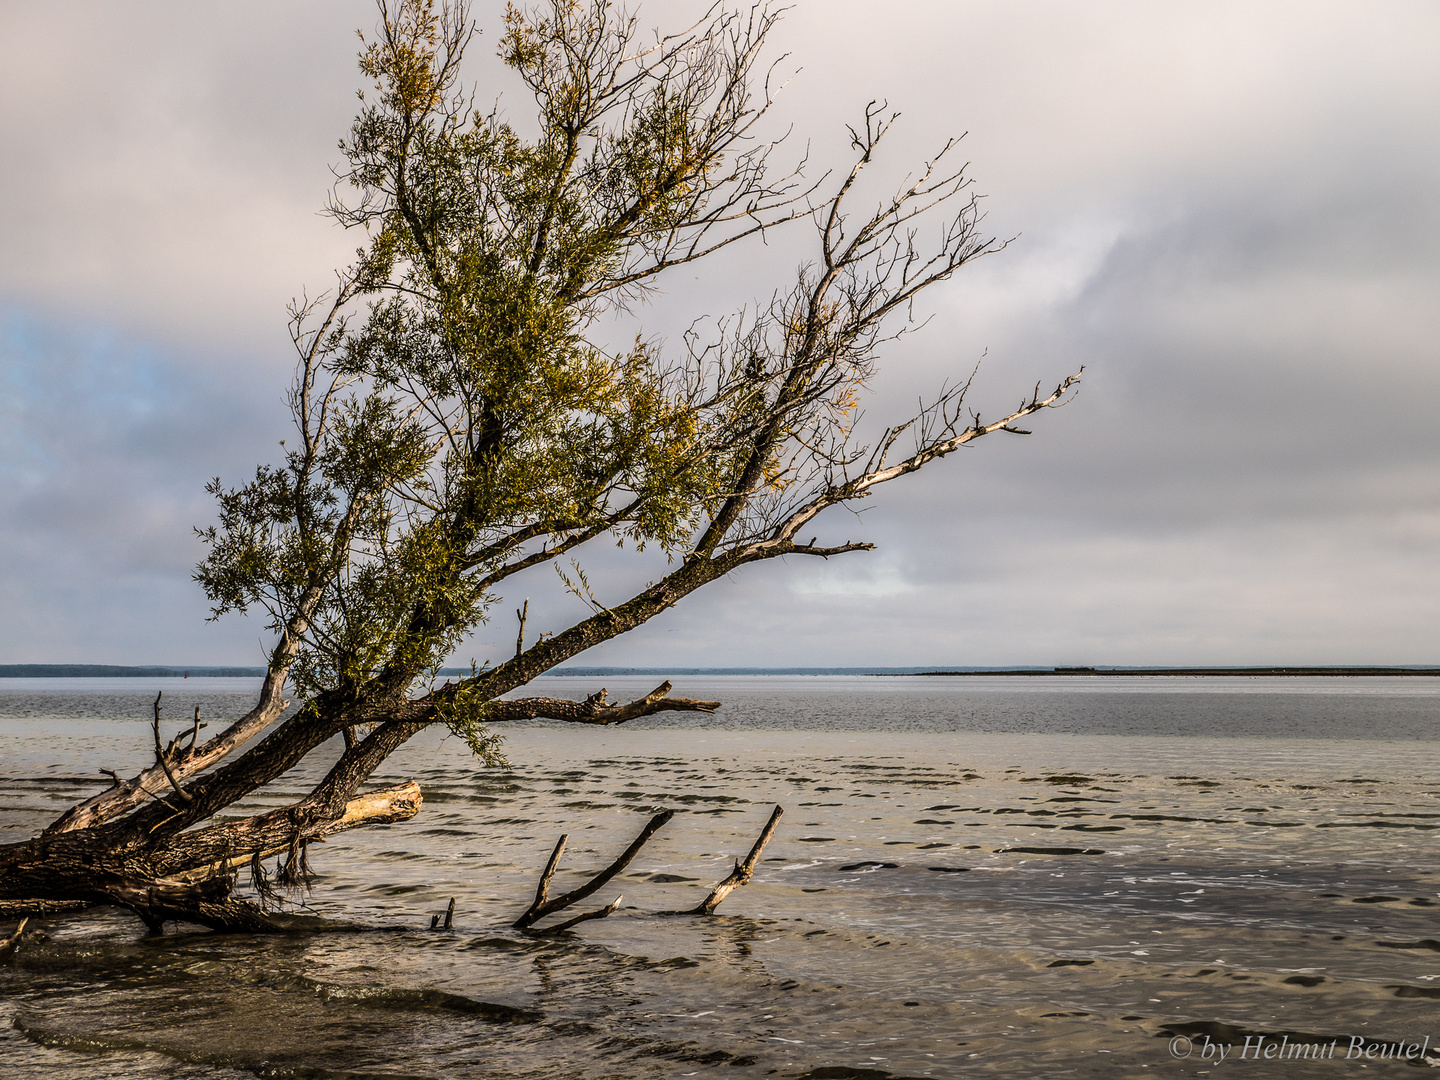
[{"xmin": 2, "ymin": 0, "xmax": 1438, "ymax": 667}]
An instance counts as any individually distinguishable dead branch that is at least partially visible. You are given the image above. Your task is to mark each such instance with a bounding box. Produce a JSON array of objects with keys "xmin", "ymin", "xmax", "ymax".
[
  {"xmin": 0, "ymin": 918, "xmax": 28, "ymax": 958},
  {"xmin": 487, "ymin": 681, "xmax": 720, "ymax": 725},
  {"xmin": 150, "ymin": 694, "xmax": 192, "ymax": 805},
  {"xmin": 515, "ymin": 598, "xmax": 529, "ymax": 659},
  {"xmin": 187, "ymin": 706, "xmax": 206, "ymax": 751},
  {"xmin": 163, "ymin": 782, "xmax": 423, "ymax": 882},
  {"xmin": 686, "ymin": 804, "xmax": 783, "ymax": 915},
  {"xmin": 530, "ymin": 834, "xmax": 568, "ymax": 913},
  {"xmin": 527, "ymin": 896, "xmax": 622, "ymax": 936},
  {"xmin": 0, "ymin": 899, "xmax": 90, "ymax": 919},
  {"xmin": 514, "ymin": 809, "xmax": 674, "ymax": 930}
]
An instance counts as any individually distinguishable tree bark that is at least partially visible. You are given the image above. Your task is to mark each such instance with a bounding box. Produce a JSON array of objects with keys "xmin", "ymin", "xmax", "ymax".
[
  {"xmin": 486, "ymin": 682, "xmax": 720, "ymax": 724},
  {"xmin": 0, "ymin": 782, "xmax": 421, "ymax": 932}
]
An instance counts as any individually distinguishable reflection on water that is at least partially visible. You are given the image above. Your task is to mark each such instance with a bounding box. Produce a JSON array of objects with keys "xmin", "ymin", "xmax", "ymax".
[{"xmin": 4, "ymin": 677, "xmax": 1440, "ymax": 1077}]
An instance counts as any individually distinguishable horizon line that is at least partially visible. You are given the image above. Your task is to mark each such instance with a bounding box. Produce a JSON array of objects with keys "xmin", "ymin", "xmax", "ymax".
[{"xmin": 4, "ymin": 663, "xmax": 1440, "ymax": 679}]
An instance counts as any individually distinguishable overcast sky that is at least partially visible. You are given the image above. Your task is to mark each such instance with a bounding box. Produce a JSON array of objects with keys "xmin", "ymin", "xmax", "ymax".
[{"xmin": 2, "ymin": 1, "xmax": 1438, "ymax": 668}]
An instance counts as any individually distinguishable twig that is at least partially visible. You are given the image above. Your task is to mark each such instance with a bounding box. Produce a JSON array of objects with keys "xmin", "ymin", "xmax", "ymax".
[
  {"xmin": 151, "ymin": 693, "xmax": 192, "ymax": 804},
  {"xmin": 443, "ymin": 897, "xmax": 455, "ymax": 930},
  {"xmin": 515, "ymin": 598, "xmax": 529, "ymax": 658}
]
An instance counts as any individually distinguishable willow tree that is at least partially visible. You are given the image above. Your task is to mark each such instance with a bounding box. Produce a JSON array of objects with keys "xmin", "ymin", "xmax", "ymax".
[{"xmin": 0, "ymin": 0, "xmax": 1079, "ymax": 932}]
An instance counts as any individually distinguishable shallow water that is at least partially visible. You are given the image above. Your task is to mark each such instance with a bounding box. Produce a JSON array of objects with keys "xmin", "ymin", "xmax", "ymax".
[{"xmin": 4, "ymin": 676, "xmax": 1440, "ymax": 1077}]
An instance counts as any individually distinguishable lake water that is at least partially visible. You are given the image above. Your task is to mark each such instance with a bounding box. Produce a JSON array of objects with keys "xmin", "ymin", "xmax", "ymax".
[{"xmin": 5, "ymin": 675, "xmax": 1440, "ymax": 1078}]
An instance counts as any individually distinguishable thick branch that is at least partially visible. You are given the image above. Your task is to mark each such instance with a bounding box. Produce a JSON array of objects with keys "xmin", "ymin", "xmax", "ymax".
[
  {"xmin": 486, "ymin": 681, "xmax": 719, "ymax": 725},
  {"xmin": 159, "ymin": 782, "xmax": 423, "ymax": 880}
]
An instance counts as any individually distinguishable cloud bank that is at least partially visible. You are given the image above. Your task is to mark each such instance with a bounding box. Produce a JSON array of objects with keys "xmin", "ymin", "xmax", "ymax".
[{"xmin": 2, "ymin": 1, "xmax": 1437, "ymax": 666}]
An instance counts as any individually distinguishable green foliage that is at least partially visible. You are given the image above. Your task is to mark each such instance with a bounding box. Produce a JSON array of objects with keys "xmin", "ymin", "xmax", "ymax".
[
  {"xmin": 193, "ymin": 0, "xmax": 1021, "ymax": 765},
  {"xmin": 196, "ymin": 0, "xmax": 778, "ymax": 725},
  {"xmin": 432, "ymin": 663, "xmax": 511, "ymax": 769}
]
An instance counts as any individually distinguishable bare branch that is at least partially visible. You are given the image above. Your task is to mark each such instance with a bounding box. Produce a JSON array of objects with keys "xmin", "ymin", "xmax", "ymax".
[
  {"xmin": 525, "ymin": 896, "xmax": 622, "ymax": 936},
  {"xmin": 150, "ymin": 694, "xmax": 192, "ymax": 806},
  {"xmin": 685, "ymin": 804, "xmax": 783, "ymax": 915},
  {"xmin": 485, "ymin": 681, "xmax": 720, "ymax": 725},
  {"xmin": 514, "ymin": 809, "xmax": 674, "ymax": 930},
  {"xmin": 740, "ymin": 369, "xmax": 1083, "ymax": 559}
]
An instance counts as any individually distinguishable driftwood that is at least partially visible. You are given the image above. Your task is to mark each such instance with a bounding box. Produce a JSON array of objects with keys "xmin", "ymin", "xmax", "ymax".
[
  {"xmin": 515, "ymin": 809, "xmax": 675, "ymax": 932},
  {"xmin": 514, "ymin": 805, "xmax": 785, "ymax": 933},
  {"xmin": 0, "ymin": 898, "xmax": 90, "ymax": 919},
  {"xmin": 685, "ymin": 805, "xmax": 784, "ymax": 915}
]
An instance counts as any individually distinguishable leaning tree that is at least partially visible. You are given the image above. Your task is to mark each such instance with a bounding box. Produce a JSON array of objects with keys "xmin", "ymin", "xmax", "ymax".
[{"xmin": 0, "ymin": 0, "xmax": 1079, "ymax": 932}]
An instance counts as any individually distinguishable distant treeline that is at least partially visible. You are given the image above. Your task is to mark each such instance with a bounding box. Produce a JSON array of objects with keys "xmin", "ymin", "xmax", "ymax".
[
  {"xmin": 541, "ymin": 666, "xmax": 1440, "ymax": 677},
  {"xmin": 0, "ymin": 665, "xmax": 267, "ymax": 678},
  {"xmin": 914, "ymin": 666, "xmax": 1440, "ymax": 677}
]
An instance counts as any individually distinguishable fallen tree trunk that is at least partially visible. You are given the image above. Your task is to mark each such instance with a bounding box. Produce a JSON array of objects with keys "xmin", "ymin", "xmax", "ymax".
[
  {"xmin": 0, "ymin": 683, "xmax": 717, "ymax": 932},
  {"xmin": 0, "ymin": 781, "xmax": 423, "ymax": 932}
]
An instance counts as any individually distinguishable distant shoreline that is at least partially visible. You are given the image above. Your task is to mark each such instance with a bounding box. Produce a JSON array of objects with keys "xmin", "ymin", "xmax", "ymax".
[
  {"xmin": 3, "ymin": 663, "xmax": 1439, "ymax": 679},
  {"xmin": 908, "ymin": 666, "xmax": 1440, "ymax": 678}
]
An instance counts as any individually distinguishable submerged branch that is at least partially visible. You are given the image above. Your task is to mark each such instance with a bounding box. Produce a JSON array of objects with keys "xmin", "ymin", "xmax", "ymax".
[
  {"xmin": 685, "ymin": 804, "xmax": 784, "ymax": 915},
  {"xmin": 515, "ymin": 809, "xmax": 675, "ymax": 930}
]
